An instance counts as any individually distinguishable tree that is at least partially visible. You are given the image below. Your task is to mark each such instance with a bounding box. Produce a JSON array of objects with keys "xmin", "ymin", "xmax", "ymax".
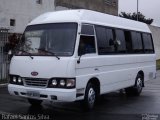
[
  {"xmin": 4, "ymin": 33, "xmax": 21, "ymax": 53},
  {"xmin": 119, "ymin": 12, "xmax": 153, "ymax": 24}
]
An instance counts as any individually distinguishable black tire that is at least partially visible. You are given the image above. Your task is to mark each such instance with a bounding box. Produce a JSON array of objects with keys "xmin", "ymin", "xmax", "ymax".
[
  {"xmin": 82, "ymin": 83, "xmax": 96, "ymax": 110},
  {"xmin": 28, "ymin": 98, "xmax": 42, "ymax": 106},
  {"xmin": 125, "ymin": 74, "xmax": 143, "ymax": 96}
]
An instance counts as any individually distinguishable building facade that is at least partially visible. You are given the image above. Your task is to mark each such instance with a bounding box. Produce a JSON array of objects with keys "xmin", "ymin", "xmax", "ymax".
[
  {"xmin": 0, "ymin": 0, "xmax": 118, "ymax": 34},
  {"xmin": 55, "ymin": 0, "xmax": 118, "ymax": 16},
  {"xmin": 0, "ymin": 0, "xmax": 55, "ymax": 33}
]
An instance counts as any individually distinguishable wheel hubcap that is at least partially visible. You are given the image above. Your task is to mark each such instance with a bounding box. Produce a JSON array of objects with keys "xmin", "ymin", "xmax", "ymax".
[
  {"xmin": 88, "ymin": 88, "xmax": 95, "ymax": 106},
  {"xmin": 136, "ymin": 78, "xmax": 142, "ymax": 92}
]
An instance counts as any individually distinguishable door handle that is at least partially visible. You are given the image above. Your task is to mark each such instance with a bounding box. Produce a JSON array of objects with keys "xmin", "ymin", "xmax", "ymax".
[{"xmin": 95, "ymin": 68, "xmax": 99, "ymax": 71}]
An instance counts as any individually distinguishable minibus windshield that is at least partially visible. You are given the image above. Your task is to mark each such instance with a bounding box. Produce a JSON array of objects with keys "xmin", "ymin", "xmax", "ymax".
[{"xmin": 16, "ymin": 23, "xmax": 77, "ymax": 56}]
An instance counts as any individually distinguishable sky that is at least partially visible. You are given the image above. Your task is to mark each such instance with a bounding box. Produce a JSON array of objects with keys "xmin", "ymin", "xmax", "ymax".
[{"xmin": 119, "ymin": 0, "xmax": 160, "ymax": 27}]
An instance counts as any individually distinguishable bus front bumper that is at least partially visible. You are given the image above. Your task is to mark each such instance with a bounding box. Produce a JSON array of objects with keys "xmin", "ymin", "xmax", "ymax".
[{"xmin": 8, "ymin": 84, "xmax": 76, "ymax": 102}]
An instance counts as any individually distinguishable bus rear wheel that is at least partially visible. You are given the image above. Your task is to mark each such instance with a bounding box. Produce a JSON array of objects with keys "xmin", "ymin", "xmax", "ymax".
[
  {"xmin": 28, "ymin": 98, "xmax": 43, "ymax": 106},
  {"xmin": 125, "ymin": 74, "xmax": 143, "ymax": 96}
]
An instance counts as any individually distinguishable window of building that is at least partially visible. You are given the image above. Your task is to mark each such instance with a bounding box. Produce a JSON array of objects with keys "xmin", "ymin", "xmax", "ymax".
[
  {"xmin": 115, "ymin": 29, "xmax": 126, "ymax": 53},
  {"xmin": 10, "ymin": 19, "xmax": 16, "ymax": 26},
  {"xmin": 36, "ymin": 0, "xmax": 42, "ymax": 4},
  {"xmin": 95, "ymin": 26, "xmax": 115, "ymax": 54},
  {"xmin": 142, "ymin": 33, "xmax": 154, "ymax": 53},
  {"xmin": 104, "ymin": 0, "xmax": 116, "ymax": 6},
  {"xmin": 112, "ymin": 1, "xmax": 117, "ymax": 6},
  {"xmin": 104, "ymin": 0, "xmax": 112, "ymax": 5}
]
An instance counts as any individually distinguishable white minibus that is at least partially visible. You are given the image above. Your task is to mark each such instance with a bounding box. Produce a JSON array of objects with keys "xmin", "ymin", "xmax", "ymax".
[{"xmin": 8, "ymin": 10, "xmax": 156, "ymax": 110}]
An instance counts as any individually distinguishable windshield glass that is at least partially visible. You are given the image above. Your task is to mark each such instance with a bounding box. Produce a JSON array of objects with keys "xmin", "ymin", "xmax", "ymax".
[{"xmin": 16, "ymin": 23, "xmax": 77, "ymax": 56}]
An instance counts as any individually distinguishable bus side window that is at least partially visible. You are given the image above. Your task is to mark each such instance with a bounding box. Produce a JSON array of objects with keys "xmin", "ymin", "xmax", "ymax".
[
  {"xmin": 124, "ymin": 31, "xmax": 132, "ymax": 53},
  {"xmin": 131, "ymin": 32, "xmax": 143, "ymax": 53},
  {"xmin": 78, "ymin": 35, "xmax": 96, "ymax": 56},
  {"xmin": 115, "ymin": 29, "xmax": 126, "ymax": 53},
  {"xmin": 95, "ymin": 26, "xmax": 115, "ymax": 55},
  {"xmin": 142, "ymin": 33, "xmax": 154, "ymax": 53}
]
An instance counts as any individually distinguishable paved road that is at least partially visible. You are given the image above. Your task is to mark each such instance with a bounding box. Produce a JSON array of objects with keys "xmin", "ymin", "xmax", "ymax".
[{"xmin": 0, "ymin": 71, "xmax": 160, "ymax": 120}]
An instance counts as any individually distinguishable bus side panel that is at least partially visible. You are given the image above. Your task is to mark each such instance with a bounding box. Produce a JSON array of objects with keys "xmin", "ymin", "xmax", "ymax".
[{"xmin": 75, "ymin": 54, "xmax": 156, "ymax": 95}]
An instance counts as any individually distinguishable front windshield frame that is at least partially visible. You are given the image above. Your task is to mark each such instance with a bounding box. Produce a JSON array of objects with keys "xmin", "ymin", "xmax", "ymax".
[{"xmin": 15, "ymin": 22, "xmax": 78, "ymax": 57}]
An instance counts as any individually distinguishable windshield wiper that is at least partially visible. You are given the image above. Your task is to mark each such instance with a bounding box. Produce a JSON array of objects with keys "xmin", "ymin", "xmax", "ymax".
[
  {"xmin": 36, "ymin": 48, "xmax": 60, "ymax": 60},
  {"xmin": 17, "ymin": 49, "xmax": 34, "ymax": 59}
]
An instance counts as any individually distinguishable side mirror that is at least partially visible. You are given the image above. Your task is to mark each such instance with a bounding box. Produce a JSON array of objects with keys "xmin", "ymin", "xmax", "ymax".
[
  {"xmin": 115, "ymin": 39, "xmax": 121, "ymax": 46},
  {"xmin": 8, "ymin": 50, "xmax": 12, "ymax": 55},
  {"xmin": 8, "ymin": 50, "xmax": 14, "ymax": 60}
]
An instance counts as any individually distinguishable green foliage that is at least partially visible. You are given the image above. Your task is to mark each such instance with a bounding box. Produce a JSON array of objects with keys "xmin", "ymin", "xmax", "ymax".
[
  {"xmin": 156, "ymin": 59, "xmax": 160, "ymax": 70},
  {"xmin": 119, "ymin": 12, "xmax": 153, "ymax": 24},
  {"xmin": 4, "ymin": 33, "xmax": 21, "ymax": 53}
]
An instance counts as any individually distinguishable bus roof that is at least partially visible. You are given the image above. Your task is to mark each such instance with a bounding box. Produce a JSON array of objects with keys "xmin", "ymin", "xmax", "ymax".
[{"xmin": 29, "ymin": 9, "xmax": 151, "ymax": 33}]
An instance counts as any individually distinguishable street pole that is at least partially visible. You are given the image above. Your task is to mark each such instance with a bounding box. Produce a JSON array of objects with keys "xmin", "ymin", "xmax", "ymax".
[{"xmin": 137, "ymin": 0, "xmax": 139, "ymax": 21}]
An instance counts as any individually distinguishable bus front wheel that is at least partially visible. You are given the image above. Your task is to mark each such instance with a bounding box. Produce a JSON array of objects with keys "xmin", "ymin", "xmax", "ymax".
[{"xmin": 82, "ymin": 83, "xmax": 96, "ymax": 110}]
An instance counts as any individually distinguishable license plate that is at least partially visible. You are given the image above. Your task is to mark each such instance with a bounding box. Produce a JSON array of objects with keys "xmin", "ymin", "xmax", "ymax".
[{"xmin": 27, "ymin": 91, "xmax": 40, "ymax": 98}]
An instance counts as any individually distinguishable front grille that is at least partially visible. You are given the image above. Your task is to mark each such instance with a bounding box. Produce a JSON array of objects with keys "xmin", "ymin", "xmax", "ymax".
[{"xmin": 24, "ymin": 78, "xmax": 48, "ymax": 88}]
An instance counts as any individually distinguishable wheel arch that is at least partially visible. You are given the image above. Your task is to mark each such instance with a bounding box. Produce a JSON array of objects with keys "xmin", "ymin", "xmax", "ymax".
[{"xmin": 87, "ymin": 77, "xmax": 101, "ymax": 96}]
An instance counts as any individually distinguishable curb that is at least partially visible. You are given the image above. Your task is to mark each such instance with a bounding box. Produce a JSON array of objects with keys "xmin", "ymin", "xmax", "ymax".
[
  {"xmin": 0, "ymin": 111, "xmax": 12, "ymax": 115},
  {"xmin": 0, "ymin": 83, "xmax": 7, "ymax": 87},
  {"xmin": 156, "ymin": 70, "xmax": 160, "ymax": 77}
]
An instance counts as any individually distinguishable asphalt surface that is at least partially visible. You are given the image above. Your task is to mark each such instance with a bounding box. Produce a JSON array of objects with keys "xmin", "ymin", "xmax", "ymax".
[{"xmin": 0, "ymin": 71, "xmax": 160, "ymax": 120}]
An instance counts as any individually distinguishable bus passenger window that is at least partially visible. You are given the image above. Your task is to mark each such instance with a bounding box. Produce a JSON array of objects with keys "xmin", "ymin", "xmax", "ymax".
[
  {"xmin": 115, "ymin": 29, "xmax": 126, "ymax": 53},
  {"xmin": 95, "ymin": 26, "xmax": 115, "ymax": 55},
  {"xmin": 131, "ymin": 32, "xmax": 143, "ymax": 53},
  {"xmin": 78, "ymin": 36, "xmax": 96, "ymax": 56},
  {"xmin": 142, "ymin": 33, "xmax": 154, "ymax": 53},
  {"xmin": 124, "ymin": 31, "xmax": 132, "ymax": 53}
]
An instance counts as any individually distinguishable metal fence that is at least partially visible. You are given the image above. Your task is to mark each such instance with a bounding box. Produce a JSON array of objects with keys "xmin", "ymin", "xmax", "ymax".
[{"xmin": 0, "ymin": 28, "xmax": 9, "ymax": 81}]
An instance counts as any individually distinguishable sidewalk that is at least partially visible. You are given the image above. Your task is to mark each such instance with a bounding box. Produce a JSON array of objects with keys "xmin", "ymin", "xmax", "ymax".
[
  {"xmin": 0, "ymin": 83, "xmax": 8, "ymax": 87},
  {"xmin": 0, "ymin": 79, "xmax": 8, "ymax": 87},
  {"xmin": 156, "ymin": 70, "xmax": 160, "ymax": 77}
]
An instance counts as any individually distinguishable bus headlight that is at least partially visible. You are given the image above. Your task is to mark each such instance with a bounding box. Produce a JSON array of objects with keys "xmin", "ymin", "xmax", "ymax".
[
  {"xmin": 60, "ymin": 80, "xmax": 66, "ymax": 86},
  {"xmin": 18, "ymin": 77, "xmax": 22, "ymax": 83},
  {"xmin": 48, "ymin": 78, "xmax": 76, "ymax": 89},
  {"xmin": 9, "ymin": 75, "xmax": 24, "ymax": 86},
  {"xmin": 13, "ymin": 77, "xmax": 17, "ymax": 83},
  {"xmin": 52, "ymin": 79, "xmax": 57, "ymax": 86},
  {"xmin": 66, "ymin": 79, "xmax": 75, "ymax": 88}
]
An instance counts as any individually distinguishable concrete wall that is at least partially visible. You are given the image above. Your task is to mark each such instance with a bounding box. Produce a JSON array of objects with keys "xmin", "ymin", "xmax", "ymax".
[
  {"xmin": 0, "ymin": 0, "xmax": 55, "ymax": 33},
  {"xmin": 55, "ymin": 0, "xmax": 118, "ymax": 16},
  {"xmin": 148, "ymin": 25, "xmax": 160, "ymax": 60}
]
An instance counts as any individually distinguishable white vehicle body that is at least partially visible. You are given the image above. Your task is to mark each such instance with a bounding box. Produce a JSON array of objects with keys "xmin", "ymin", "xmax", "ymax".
[{"xmin": 8, "ymin": 10, "xmax": 156, "ymax": 105}]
